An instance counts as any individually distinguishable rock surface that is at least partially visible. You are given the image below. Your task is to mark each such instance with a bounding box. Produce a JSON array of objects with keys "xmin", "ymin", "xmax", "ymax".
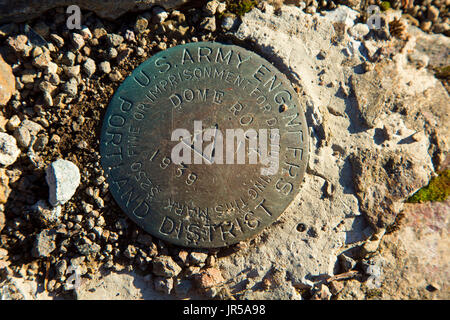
[
  {"xmin": 338, "ymin": 200, "xmax": 449, "ymax": 299},
  {"xmin": 350, "ymin": 149, "xmax": 431, "ymax": 230},
  {"xmin": 218, "ymin": 4, "xmax": 447, "ymax": 298},
  {"xmin": 0, "ymin": 0, "xmax": 188, "ymax": 24},
  {"xmin": 45, "ymin": 159, "xmax": 81, "ymax": 206}
]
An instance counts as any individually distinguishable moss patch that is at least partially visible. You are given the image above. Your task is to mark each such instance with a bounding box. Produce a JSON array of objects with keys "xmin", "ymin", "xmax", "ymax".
[
  {"xmin": 366, "ymin": 288, "xmax": 383, "ymax": 299},
  {"xmin": 407, "ymin": 170, "xmax": 450, "ymax": 203},
  {"xmin": 226, "ymin": 0, "xmax": 259, "ymax": 16},
  {"xmin": 436, "ymin": 65, "xmax": 450, "ymax": 79},
  {"xmin": 380, "ymin": 1, "xmax": 391, "ymax": 11}
]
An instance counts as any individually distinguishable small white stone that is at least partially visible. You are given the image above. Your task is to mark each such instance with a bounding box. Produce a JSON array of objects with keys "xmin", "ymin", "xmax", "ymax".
[
  {"xmin": 99, "ymin": 61, "xmax": 111, "ymax": 74},
  {"xmin": 46, "ymin": 159, "xmax": 81, "ymax": 206},
  {"xmin": 0, "ymin": 132, "xmax": 20, "ymax": 166},
  {"xmin": 349, "ymin": 23, "xmax": 370, "ymax": 39},
  {"xmin": 152, "ymin": 7, "xmax": 169, "ymax": 23},
  {"xmin": 80, "ymin": 26, "xmax": 93, "ymax": 39},
  {"xmin": 70, "ymin": 32, "xmax": 85, "ymax": 50},
  {"xmin": 83, "ymin": 58, "xmax": 96, "ymax": 77}
]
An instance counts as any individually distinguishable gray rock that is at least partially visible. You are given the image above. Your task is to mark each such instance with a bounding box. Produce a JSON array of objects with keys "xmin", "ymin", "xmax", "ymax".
[
  {"xmin": 189, "ymin": 252, "xmax": 208, "ymax": 265},
  {"xmin": 0, "ymin": 247, "xmax": 7, "ymax": 260},
  {"xmin": 63, "ymin": 78, "xmax": 78, "ymax": 96},
  {"xmin": 50, "ymin": 33, "xmax": 64, "ymax": 48},
  {"xmin": 124, "ymin": 29, "xmax": 135, "ymax": 42},
  {"xmin": 70, "ymin": 32, "xmax": 85, "ymax": 50},
  {"xmin": 55, "ymin": 259, "xmax": 67, "ymax": 278},
  {"xmin": 13, "ymin": 126, "xmax": 30, "ymax": 148},
  {"xmin": 80, "ymin": 26, "xmax": 92, "ymax": 39},
  {"xmin": 31, "ymin": 200, "xmax": 62, "ymax": 225},
  {"xmin": 350, "ymin": 149, "xmax": 429, "ymax": 229},
  {"xmin": 106, "ymin": 47, "xmax": 118, "ymax": 59},
  {"xmin": 83, "ymin": 58, "xmax": 96, "ymax": 77},
  {"xmin": 6, "ymin": 115, "xmax": 20, "ymax": 131},
  {"xmin": 20, "ymin": 120, "xmax": 43, "ymax": 136},
  {"xmin": 338, "ymin": 253, "xmax": 356, "ymax": 272},
  {"xmin": 32, "ymin": 134, "xmax": 48, "ymax": 152},
  {"xmin": 106, "ymin": 33, "xmax": 124, "ymax": 47},
  {"xmin": 134, "ymin": 16, "xmax": 149, "ymax": 34},
  {"xmin": 124, "ymin": 245, "xmax": 137, "ymax": 259},
  {"xmin": 45, "ymin": 159, "xmax": 81, "ymax": 206},
  {"xmin": 32, "ymin": 229, "xmax": 57, "ymax": 257},
  {"xmin": 200, "ymin": 16, "xmax": 216, "ymax": 32},
  {"xmin": 99, "ymin": 61, "xmax": 111, "ymax": 74},
  {"xmin": 204, "ymin": 0, "xmax": 219, "ymax": 15},
  {"xmin": 221, "ymin": 15, "xmax": 238, "ymax": 31},
  {"xmin": 62, "ymin": 51, "xmax": 76, "ymax": 66},
  {"xmin": 0, "ymin": 132, "xmax": 20, "ymax": 166},
  {"xmin": 64, "ymin": 65, "xmax": 80, "ymax": 78},
  {"xmin": 362, "ymin": 255, "xmax": 384, "ymax": 288},
  {"xmin": 323, "ymin": 5, "xmax": 358, "ymax": 28},
  {"xmin": 153, "ymin": 276, "xmax": 173, "ymax": 295},
  {"xmin": 152, "ymin": 256, "xmax": 181, "ymax": 277},
  {"xmin": 349, "ymin": 23, "xmax": 370, "ymax": 39},
  {"xmin": 152, "ymin": 7, "xmax": 169, "ymax": 23},
  {"xmin": 427, "ymin": 6, "xmax": 439, "ymax": 23}
]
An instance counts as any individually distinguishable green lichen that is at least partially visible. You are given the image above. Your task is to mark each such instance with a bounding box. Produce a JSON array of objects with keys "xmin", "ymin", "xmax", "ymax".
[
  {"xmin": 380, "ymin": 1, "xmax": 391, "ymax": 11},
  {"xmin": 407, "ymin": 170, "xmax": 450, "ymax": 203},
  {"xmin": 226, "ymin": 0, "xmax": 259, "ymax": 16},
  {"xmin": 366, "ymin": 288, "xmax": 383, "ymax": 299},
  {"xmin": 436, "ymin": 65, "xmax": 450, "ymax": 79}
]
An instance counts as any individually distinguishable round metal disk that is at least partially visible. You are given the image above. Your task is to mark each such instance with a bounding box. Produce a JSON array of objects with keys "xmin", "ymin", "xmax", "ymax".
[{"xmin": 100, "ymin": 42, "xmax": 309, "ymax": 248}]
